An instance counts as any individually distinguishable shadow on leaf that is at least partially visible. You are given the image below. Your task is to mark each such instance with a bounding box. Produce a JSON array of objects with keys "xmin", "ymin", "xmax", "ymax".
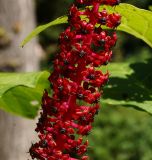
[{"xmin": 102, "ymin": 58, "xmax": 152, "ymax": 113}]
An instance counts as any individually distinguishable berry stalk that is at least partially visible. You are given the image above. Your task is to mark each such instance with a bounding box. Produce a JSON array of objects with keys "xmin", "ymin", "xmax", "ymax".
[{"xmin": 30, "ymin": 0, "xmax": 121, "ymax": 159}]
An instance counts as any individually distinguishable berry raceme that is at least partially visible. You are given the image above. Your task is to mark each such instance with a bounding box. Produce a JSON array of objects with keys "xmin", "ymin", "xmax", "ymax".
[{"xmin": 29, "ymin": 0, "xmax": 121, "ymax": 159}]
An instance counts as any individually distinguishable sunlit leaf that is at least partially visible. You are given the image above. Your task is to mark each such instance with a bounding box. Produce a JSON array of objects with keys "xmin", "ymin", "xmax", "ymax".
[
  {"xmin": 21, "ymin": 3, "xmax": 152, "ymax": 47},
  {"xmin": 1, "ymin": 58, "xmax": 152, "ymax": 118},
  {"xmin": 102, "ymin": 59, "xmax": 152, "ymax": 114},
  {"xmin": 0, "ymin": 71, "xmax": 49, "ymax": 118}
]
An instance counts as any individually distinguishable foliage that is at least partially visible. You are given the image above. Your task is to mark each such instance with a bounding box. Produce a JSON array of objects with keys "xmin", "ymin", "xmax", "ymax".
[
  {"xmin": 102, "ymin": 58, "xmax": 152, "ymax": 114},
  {"xmin": 0, "ymin": 1, "xmax": 152, "ymax": 160},
  {"xmin": 0, "ymin": 71, "xmax": 49, "ymax": 118},
  {"xmin": 21, "ymin": 3, "xmax": 152, "ymax": 47},
  {"xmin": 0, "ymin": 57, "xmax": 152, "ymax": 118},
  {"xmin": 88, "ymin": 106, "xmax": 152, "ymax": 160},
  {"xmin": 149, "ymin": 5, "xmax": 152, "ymax": 11},
  {"xmin": 0, "ymin": 2, "xmax": 152, "ymax": 120}
]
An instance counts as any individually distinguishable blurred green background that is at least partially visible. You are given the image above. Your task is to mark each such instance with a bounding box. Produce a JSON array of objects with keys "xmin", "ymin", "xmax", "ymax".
[{"xmin": 36, "ymin": 0, "xmax": 152, "ymax": 160}]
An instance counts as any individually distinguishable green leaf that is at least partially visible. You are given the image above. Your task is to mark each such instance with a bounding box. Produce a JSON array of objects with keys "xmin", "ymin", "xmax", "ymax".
[
  {"xmin": 0, "ymin": 71, "xmax": 49, "ymax": 118},
  {"xmin": 102, "ymin": 58, "xmax": 152, "ymax": 114},
  {"xmin": 149, "ymin": 6, "xmax": 152, "ymax": 11},
  {"xmin": 20, "ymin": 16, "xmax": 68, "ymax": 47},
  {"xmin": 1, "ymin": 59, "xmax": 152, "ymax": 118},
  {"xmin": 113, "ymin": 4, "xmax": 152, "ymax": 48},
  {"xmin": 21, "ymin": 3, "xmax": 152, "ymax": 47}
]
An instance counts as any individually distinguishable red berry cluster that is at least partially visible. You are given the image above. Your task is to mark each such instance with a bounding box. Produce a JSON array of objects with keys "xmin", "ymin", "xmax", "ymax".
[{"xmin": 29, "ymin": 0, "xmax": 121, "ymax": 159}]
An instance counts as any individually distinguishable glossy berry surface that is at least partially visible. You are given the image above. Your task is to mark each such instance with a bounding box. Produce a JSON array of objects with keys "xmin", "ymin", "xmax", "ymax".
[{"xmin": 29, "ymin": 0, "xmax": 121, "ymax": 159}]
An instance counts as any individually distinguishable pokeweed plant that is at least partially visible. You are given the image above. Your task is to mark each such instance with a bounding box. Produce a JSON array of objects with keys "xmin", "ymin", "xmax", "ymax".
[
  {"xmin": 29, "ymin": 0, "xmax": 121, "ymax": 159},
  {"xmin": 0, "ymin": 3, "xmax": 152, "ymax": 118},
  {"xmin": 0, "ymin": 0, "xmax": 151, "ymax": 159}
]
